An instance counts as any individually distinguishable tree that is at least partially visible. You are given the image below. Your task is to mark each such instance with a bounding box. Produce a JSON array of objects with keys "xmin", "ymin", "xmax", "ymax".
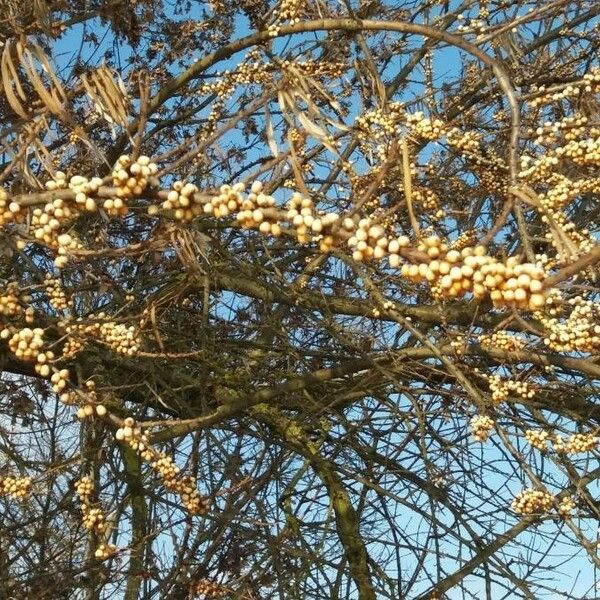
[{"xmin": 1, "ymin": 0, "xmax": 600, "ymax": 598}]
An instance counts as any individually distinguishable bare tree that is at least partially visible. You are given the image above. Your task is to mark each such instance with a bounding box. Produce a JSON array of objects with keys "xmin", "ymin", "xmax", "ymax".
[{"xmin": 1, "ymin": 1, "xmax": 600, "ymax": 598}]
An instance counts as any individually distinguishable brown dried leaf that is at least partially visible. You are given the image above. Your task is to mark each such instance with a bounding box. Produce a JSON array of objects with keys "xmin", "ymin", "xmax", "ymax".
[
  {"xmin": 1, "ymin": 42, "xmax": 28, "ymax": 119},
  {"xmin": 28, "ymin": 42, "xmax": 68, "ymax": 106},
  {"xmin": 81, "ymin": 66, "xmax": 130, "ymax": 128},
  {"xmin": 19, "ymin": 45, "xmax": 65, "ymax": 118}
]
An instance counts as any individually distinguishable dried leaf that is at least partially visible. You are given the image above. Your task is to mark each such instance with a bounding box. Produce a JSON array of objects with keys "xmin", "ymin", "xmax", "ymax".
[
  {"xmin": 296, "ymin": 112, "xmax": 338, "ymax": 154},
  {"xmin": 264, "ymin": 103, "xmax": 278, "ymax": 157},
  {"xmin": 81, "ymin": 66, "xmax": 130, "ymax": 128},
  {"xmin": 29, "ymin": 42, "xmax": 68, "ymax": 106},
  {"xmin": 20, "ymin": 49, "xmax": 64, "ymax": 117},
  {"xmin": 1, "ymin": 42, "xmax": 28, "ymax": 118},
  {"xmin": 2, "ymin": 40, "xmax": 70, "ymax": 120}
]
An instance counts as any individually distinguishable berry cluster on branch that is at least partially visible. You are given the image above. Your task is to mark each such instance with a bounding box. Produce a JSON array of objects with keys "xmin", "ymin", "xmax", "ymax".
[
  {"xmin": 536, "ymin": 296, "xmax": 600, "ymax": 353},
  {"xmin": 470, "ymin": 414, "xmax": 495, "ymax": 442},
  {"xmin": 0, "ymin": 475, "xmax": 32, "ymax": 500},
  {"xmin": 63, "ymin": 315, "xmax": 141, "ymax": 357},
  {"xmin": 75, "ymin": 475, "xmax": 118, "ymax": 559},
  {"xmin": 511, "ymin": 488, "xmax": 554, "ymax": 515},
  {"xmin": 116, "ymin": 418, "xmax": 209, "ymax": 515},
  {"xmin": 190, "ymin": 578, "xmax": 230, "ymax": 599},
  {"xmin": 109, "ymin": 155, "xmax": 158, "ymax": 213},
  {"xmin": 401, "ymin": 236, "xmax": 547, "ymax": 309},
  {"xmin": 529, "ymin": 68, "xmax": 600, "ymax": 107},
  {"xmin": 478, "ymin": 331, "xmax": 525, "ymax": 353},
  {"xmin": 525, "ymin": 429, "xmax": 598, "ymax": 454},
  {"xmin": 47, "ymin": 172, "xmax": 104, "ymax": 213},
  {"xmin": 45, "ymin": 275, "xmax": 70, "ymax": 311},
  {"xmin": 558, "ymin": 496, "xmax": 576, "ymax": 518},
  {"xmin": 64, "ymin": 378, "xmax": 98, "ymax": 407},
  {"xmin": 487, "ymin": 374, "xmax": 534, "ymax": 405},
  {"xmin": 0, "ymin": 283, "xmax": 25, "ymax": 318}
]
